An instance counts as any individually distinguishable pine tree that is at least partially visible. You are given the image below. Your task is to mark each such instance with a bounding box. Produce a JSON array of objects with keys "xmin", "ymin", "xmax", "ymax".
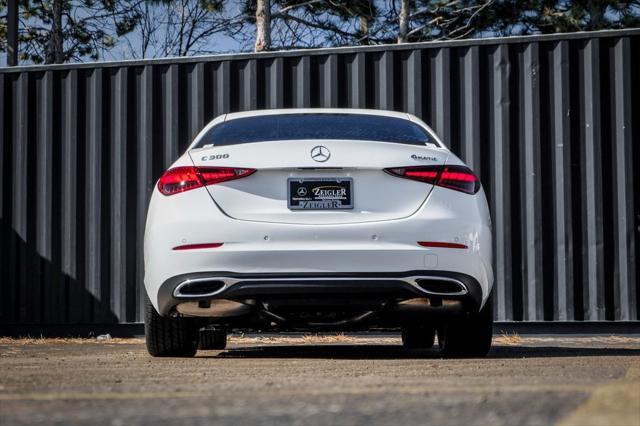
[{"xmin": 1, "ymin": 0, "xmax": 141, "ymax": 63}]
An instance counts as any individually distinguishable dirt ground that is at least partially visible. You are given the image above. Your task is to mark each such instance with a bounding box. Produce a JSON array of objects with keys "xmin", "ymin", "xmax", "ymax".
[{"xmin": 1, "ymin": 334, "xmax": 639, "ymax": 426}]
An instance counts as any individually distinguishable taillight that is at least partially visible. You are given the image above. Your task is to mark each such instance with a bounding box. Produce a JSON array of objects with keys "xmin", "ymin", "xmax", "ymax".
[
  {"xmin": 158, "ymin": 166, "xmax": 255, "ymax": 196},
  {"xmin": 384, "ymin": 165, "xmax": 480, "ymax": 194},
  {"xmin": 437, "ymin": 167, "xmax": 480, "ymax": 194},
  {"xmin": 157, "ymin": 167, "xmax": 201, "ymax": 195}
]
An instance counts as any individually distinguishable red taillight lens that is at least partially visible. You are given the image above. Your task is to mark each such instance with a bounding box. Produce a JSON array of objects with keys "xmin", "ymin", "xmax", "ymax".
[
  {"xmin": 157, "ymin": 166, "xmax": 202, "ymax": 195},
  {"xmin": 385, "ymin": 166, "xmax": 440, "ymax": 184},
  {"xmin": 158, "ymin": 166, "xmax": 255, "ymax": 196},
  {"xmin": 384, "ymin": 165, "xmax": 480, "ymax": 194},
  {"xmin": 199, "ymin": 167, "xmax": 255, "ymax": 185},
  {"xmin": 437, "ymin": 167, "xmax": 480, "ymax": 194}
]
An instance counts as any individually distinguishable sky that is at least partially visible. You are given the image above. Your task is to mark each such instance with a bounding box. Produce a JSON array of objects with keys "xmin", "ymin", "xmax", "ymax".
[
  {"xmin": 2, "ymin": 1, "xmax": 638, "ymax": 67},
  {"xmin": 0, "ymin": 0, "xmax": 253, "ymax": 67}
]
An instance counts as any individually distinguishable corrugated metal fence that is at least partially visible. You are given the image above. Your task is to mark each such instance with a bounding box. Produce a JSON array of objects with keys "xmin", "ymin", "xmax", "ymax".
[{"xmin": 1, "ymin": 29, "xmax": 638, "ymax": 326}]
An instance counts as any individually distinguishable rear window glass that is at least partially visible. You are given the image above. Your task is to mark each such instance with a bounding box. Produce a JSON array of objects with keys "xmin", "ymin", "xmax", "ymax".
[{"xmin": 195, "ymin": 114, "xmax": 433, "ymax": 147}]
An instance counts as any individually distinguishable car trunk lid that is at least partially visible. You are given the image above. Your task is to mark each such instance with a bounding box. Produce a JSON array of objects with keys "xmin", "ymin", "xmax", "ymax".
[{"xmin": 189, "ymin": 140, "xmax": 449, "ymax": 225}]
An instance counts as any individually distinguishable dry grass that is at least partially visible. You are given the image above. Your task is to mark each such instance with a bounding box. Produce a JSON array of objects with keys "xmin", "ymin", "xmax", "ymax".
[
  {"xmin": 0, "ymin": 333, "xmax": 382, "ymax": 346},
  {"xmin": 301, "ymin": 333, "xmax": 351, "ymax": 343},
  {"xmin": 229, "ymin": 333, "xmax": 388, "ymax": 345},
  {"xmin": 3, "ymin": 334, "xmax": 640, "ymax": 347},
  {"xmin": 496, "ymin": 331, "xmax": 523, "ymax": 345},
  {"xmin": 0, "ymin": 337, "xmax": 144, "ymax": 345}
]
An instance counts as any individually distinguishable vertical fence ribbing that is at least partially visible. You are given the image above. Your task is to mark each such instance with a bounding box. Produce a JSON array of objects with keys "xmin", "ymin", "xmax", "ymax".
[
  {"xmin": 612, "ymin": 37, "xmax": 636, "ymax": 320},
  {"xmin": 0, "ymin": 31, "xmax": 637, "ymax": 325},
  {"xmin": 550, "ymin": 41, "xmax": 574, "ymax": 321}
]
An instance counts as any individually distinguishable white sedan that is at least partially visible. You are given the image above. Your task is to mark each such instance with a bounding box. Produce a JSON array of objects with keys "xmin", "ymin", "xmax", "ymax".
[{"xmin": 144, "ymin": 109, "xmax": 494, "ymax": 357}]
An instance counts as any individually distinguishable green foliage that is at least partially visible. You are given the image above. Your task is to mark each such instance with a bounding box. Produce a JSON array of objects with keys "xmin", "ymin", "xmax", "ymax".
[
  {"xmin": 241, "ymin": 0, "xmax": 386, "ymax": 48},
  {"xmin": 1, "ymin": 0, "xmax": 141, "ymax": 63},
  {"xmin": 403, "ymin": 0, "xmax": 640, "ymax": 42},
  {"xmin": 2, "ymin": 0, "xmax": 639, "ymax": 63},
  {"xmin": 0, "ymin": 4, "xmax": 6, "ymax": 53},
  {"xmin": 241, "ymin": 0, "xmax": 639, "ymax": 50},
  {"xmin": 200, "ymin": 0, "xmax": 223, "ymax": 12}
]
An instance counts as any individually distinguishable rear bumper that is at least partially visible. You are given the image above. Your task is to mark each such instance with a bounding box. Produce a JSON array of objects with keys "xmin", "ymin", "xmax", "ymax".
[
  {"xmin": 144, "ymin": 184, "xmax": 494, "ymax": 314},
  {"xmin": 155, "ymin": 270, "xmax": 484, "ymax": 316}
]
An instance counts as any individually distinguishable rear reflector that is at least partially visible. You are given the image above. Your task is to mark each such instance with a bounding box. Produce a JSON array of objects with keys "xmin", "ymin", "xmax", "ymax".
[
  {"xmin": 173, "ymin": 243, "xmax": 224, "ymax": 250},
  {"xmin": 384, "ymin": 165, "xmax": 480, "ymax": 194},
  {"xmin": 158, "ymin": 166, "xmax": 255, "ymax": 196},
  {"xmin": 418, "ymin": 241, "xmax": 468, "ymax": 249}
]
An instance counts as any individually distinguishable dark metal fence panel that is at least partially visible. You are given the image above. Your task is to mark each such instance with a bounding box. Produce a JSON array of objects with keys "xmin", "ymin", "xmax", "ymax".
[{"xmin": 1, "ymin": 29, "xmax": 638, "ymax": 324}]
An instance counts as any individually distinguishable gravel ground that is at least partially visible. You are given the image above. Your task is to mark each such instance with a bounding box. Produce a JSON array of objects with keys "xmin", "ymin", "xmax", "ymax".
[{"xmin": 0, "ymin": 334, "xmax": 639, "ymax": 426}]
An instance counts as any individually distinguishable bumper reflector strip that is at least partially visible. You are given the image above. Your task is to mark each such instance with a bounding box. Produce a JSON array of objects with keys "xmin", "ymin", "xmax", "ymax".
[
  {"xmin": 418, "ymin": 241, "xmax": 468, "ymax": 249},
  {"xmin": 172, "ymin": 243, "xmax": 224, "ymax": 251}
]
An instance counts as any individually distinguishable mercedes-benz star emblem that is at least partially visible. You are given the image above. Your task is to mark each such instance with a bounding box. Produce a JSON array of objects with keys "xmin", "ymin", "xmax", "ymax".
[
  {"xmin": 310, "ymin": 145, "xmax": 330, "ymax": 162},
  {"xmin": 297, "ymin": 187, "xmax": 307, "ymax": 196}
]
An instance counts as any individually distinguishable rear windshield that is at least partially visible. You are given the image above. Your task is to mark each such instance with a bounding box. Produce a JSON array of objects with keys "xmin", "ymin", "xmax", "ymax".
[{"xmin": 195, "ymin": 113, "xmax": 433, "ymax": 147}]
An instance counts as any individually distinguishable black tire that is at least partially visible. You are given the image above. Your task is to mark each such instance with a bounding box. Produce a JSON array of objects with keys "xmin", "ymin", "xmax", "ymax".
[
  {"xmin": 145, "ymin": 296, "xmax": 199, "ymax": 357},
  {"xmin": 438, "ymin": 294, "xmax": 493, "ymax": 358},
  {"xmin": 198, "ymin": 328, "xmax": 227, "ymax": 350},
  {"xmin": 401, "ymin": 325, "xmax": 435, "ymax": 349}
]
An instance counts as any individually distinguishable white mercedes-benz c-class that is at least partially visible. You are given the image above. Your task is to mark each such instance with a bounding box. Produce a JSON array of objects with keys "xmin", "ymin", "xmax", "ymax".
[{"xmin": 144, "ymin": 109, "xmax": 493, "ymax": 357}]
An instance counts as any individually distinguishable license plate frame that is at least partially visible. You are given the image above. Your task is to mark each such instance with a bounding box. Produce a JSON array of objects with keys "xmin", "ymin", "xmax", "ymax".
[{"xmin": 287, "ymin": 178, "xmax": 354, "ymax": 210}]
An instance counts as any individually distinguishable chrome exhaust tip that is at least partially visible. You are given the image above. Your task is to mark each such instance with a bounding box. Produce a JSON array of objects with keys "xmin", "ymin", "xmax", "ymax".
[
  {"xmin": 414, "ymin": 278, "xmax": 468, "ymax": 296},
  {"xmin": 173, "ymin": 279, "xmax": 227, "ymax": 298}
]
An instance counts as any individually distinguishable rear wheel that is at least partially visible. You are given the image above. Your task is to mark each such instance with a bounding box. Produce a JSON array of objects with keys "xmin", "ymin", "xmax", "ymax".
[
  {"xmin": 401, "ymin": 325, "xmax": 435, "ymax": 349},
  {"xmin": 438, "ymin": 294, "xmax": 493, "ymax": 357},
  {"xmin": 145, "ymin": 296, "xmax": 199, "ymax": 357}
]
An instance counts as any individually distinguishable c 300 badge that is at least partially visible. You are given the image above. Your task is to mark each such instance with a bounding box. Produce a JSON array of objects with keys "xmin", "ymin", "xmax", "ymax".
[{"xmin": 201, "ymin": 153, "xmax": 229, "ymax": 161}]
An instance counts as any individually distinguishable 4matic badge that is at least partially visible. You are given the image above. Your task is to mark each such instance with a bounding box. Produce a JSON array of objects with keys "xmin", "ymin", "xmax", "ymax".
[{"xmin": 411, "ymin": 154, "xmax": 437, "ymax": 162}]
